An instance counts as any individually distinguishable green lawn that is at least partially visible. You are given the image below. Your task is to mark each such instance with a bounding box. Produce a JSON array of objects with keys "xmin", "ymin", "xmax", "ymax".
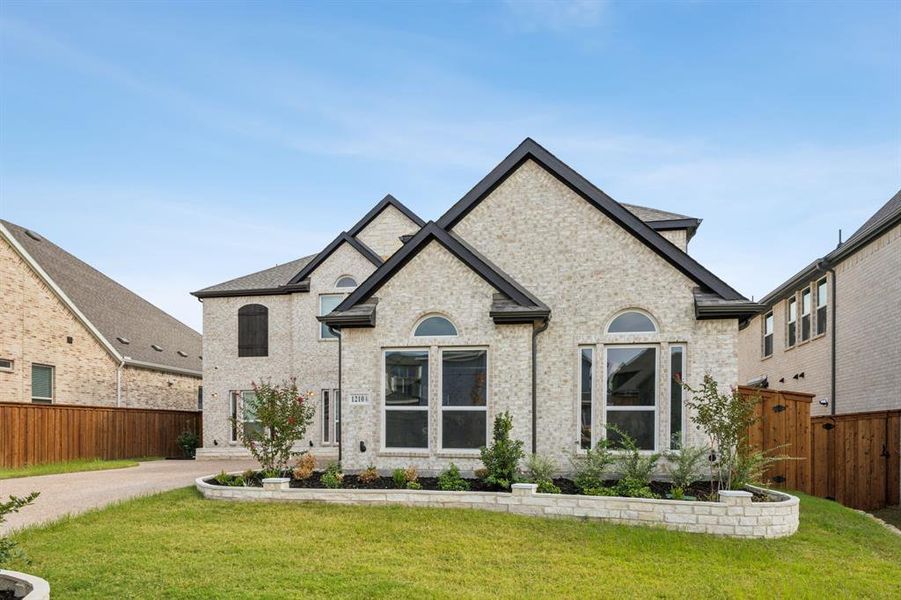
[
  {"xmin": 0, "ymin": 457, "xmax": 159, "ymax": 480},
  {"xmin": 10, "ymin": 489, "xmax": 900, "ymax": 599}
]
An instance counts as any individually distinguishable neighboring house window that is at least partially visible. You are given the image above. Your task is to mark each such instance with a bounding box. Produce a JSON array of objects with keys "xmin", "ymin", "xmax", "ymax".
[
  {"xmin": 384, "ymin": 350, "xmax": 429, "ymax": 449},
  {"xmin": 763, "ymin": 312, "xmax": 774, "ymax": 358},
  {"xmin": 197, "ymin": 386, "xmax": 203, "ymax": 410},
  {"xmin": 607, "ymin": 311, "xmax": 657, "ymax": 334},
  {"xmin": 335, "ymin": 276, "xmax": 357, "ymax": 288},
  {"xmin": 0, "ymin": 358, "xmax": 13, "ymax": 373},
  {"xmin": 580, "ymin": 347, "xmax": 593, "ymax": 450},
  {"xmin": 440, "ymin": 349, "xmax": 487, "ymax": 450},
  {"xmin": 31, "ymin": 364, "xmax": 54, "ymax": 403},
  {"xmin": 321, "ymin": 389, "xmax": 339, "ymax": 445},
  {"xmin": 816, "ymin": 278, "xmax": 828, "ymax": 336},
  {"xmin": 605, "ymin": 346, "xmax": 657, "ymax": 450},
  {"xmin": 319, "ymin": 294, "xmax": 343, "ymax": 339},
  {"xmin": 787, "ymin": 297, "xmax": 797, "ymax": 347},
  {"xmin": 238, "ymin": 304, "xmax": 268, "ymax": 357},
  {"xmin": 670, "ymin": 345, "xmax": 684, "ymax": 449},
  {"xmin": 801, "ymin": 288, "xmax": 811, "ymax": 342},
  {"xmin": 414, "ymin": 315, "xmax": 457, "ymax": 337}
]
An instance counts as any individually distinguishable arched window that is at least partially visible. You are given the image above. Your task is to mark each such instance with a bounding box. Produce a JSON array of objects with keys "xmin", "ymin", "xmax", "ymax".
[
  {"xmin": 336, "ymin": 276, "xmax": 357, "ymax": 288},
  {"xmin": 238, "ymin": 304, "xmax": 268, "ymax": 357},
  {"xmin": 414, "ymin": 315, "xmax": 457, "ymax": 337},
  {"xmin": 607, "ymin": 311, "xmax": 657, "ymax": 334}
]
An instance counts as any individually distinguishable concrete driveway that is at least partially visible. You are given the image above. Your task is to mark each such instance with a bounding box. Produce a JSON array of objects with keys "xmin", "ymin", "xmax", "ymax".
[{"xmin": 0, "ymin": 459, "xmax": 257, "ymax": 534}]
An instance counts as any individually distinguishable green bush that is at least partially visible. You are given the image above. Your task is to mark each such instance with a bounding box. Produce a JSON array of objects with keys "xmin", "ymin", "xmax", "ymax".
[
  {"xmin": 609, "ymin": 425, "xmax": 660, "ymax": 499},
  {"xmin": 569, "ymin": 439, "xmax": 614, "ymax": 494},
  {"xmin": 663, "ymin": 442, "xmax": 708, "ymax": 494},
  {"xmin": 437, "ymin": 463, "xmax": 469, "ymax": 491},
  {"xmin": 1, "ymin": 491, "xmax": 39, "ymax": 567},
  {"xmin": 321, "ymin": 463, "xmax": 343, "ymax": 489},
  {"xmin": 525, "ymin": 454, "xmax": 559, "ymax": 494},
  {"xmin": 406, "ymin": 481, "xmax": 422, "ymax": 490},
  {"xmin": 479, "ymin": 411, "xmax": 524, "ymax": 490},
  {"xmin": 177, "ymin": 430, "xmax": 200, "ymax": 459},
  {"xmin": 392, "ymin": 466, "xmax": 418, "ymax": 489}
]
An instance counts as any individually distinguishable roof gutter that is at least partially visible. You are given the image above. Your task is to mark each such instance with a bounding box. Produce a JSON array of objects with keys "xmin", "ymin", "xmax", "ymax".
[
  {"xmin": 123, "ymin": 358, "xmax": 202, "ymax": 378},
  {"xmin": 192, "ymin": 281, "xmax": 310, "ymax": 299}
]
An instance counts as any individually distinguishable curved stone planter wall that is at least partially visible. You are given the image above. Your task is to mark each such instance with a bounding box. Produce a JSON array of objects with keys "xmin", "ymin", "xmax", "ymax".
[
  {"xmin": 0, "ymin": 570, "xmax": 50, "ymax": 600},
  {"xmin": 196, "ymin": 477, "xmax": 799, "ymax": 539}
]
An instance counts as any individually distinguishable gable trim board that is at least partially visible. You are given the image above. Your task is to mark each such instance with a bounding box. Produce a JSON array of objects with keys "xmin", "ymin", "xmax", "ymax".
[
  {"xmin": 0, "ymin": 222, "xmax": 201, "ymax": 379},
  {"xmin": 437, "ymin": 138, "xmax": 748, "ymax": 304},
  {"xmin": 321, "ymin": 222, "xmax": 550, "ymax": 327}
]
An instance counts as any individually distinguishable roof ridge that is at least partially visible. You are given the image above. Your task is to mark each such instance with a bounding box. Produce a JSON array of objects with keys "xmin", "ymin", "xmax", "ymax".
[{"xmin": 347, "ymin": 194, "xmax": 425, "ymax": 237}]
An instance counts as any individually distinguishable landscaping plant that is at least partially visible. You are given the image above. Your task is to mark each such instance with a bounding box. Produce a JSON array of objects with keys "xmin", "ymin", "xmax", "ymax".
[
  {"xmin": 392, "ymin": 466, "xmax": 419, "ymax": 489},
  {"xmin": 230, "ymin": 379, "xmax": 316, "ymax": 478},
  {"xmin": 610, "ymin": 425, "xmax": 660, "ymax": 499},
  {"xmin": 663, "ymin": 442, "xmax": 708, "ymax": 499},
  {"xmin": 479, "ymin": 411, "xmax": 525, "ymax": 490},
  {"xmin": 321, "ymin": 463, "xmax": 343, "ymax": 489},
  {"xmin": 569, "ymin": 439, "xmax": 614, "ymax": 494},
  {"xmin": 437, "ymin": 463, "xmax": 469, "ymax": 491},
  {"xmin": 176, "ymin": 430, "xmax": 200, "ymax": 459},
  {"xmin": 292, "ymin": 453, "xmax": 316, "ymax": 480},
  {"xmin": 525, "ymin": 453, "xmax": 560, "ymax": 494},
  {"xmin": 358, "ymin": 466, "xmax": 380, "ymax": 484},
  {"xmin": 1, "ymin": 491, "xmax": 38, "ymax": 568}
]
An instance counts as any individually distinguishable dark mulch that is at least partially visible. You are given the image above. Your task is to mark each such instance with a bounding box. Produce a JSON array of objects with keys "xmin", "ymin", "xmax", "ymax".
[
  {"xmin": 290, "ymin": 473, "xmax": 502, "ymax": 492},
  {"xmin": 0, "ymin": 589, "xmax": 16, "ymax": 600}
]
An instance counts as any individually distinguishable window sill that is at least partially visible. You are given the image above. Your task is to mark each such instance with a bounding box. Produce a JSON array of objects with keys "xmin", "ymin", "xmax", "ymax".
[
  {"xmin": 318, "ymin": 338, "xmax": 339, "ymax": 343},
  {"xmin": 812, "ymin": 332, "xmax": 827, "ymax": 341},
  {"xmin": 378, "ymin": 450, "xmax": 430, "ymax": 458},
  {"xmin": 761, "ymin": 354, "xmax": 773, "ymax": 361},
  {"xmin": 436, "ymin": 450, "xmax": 481, "ymax": 458}
]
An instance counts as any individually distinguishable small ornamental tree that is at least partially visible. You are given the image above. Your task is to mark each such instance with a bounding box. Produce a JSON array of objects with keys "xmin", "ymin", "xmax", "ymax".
[
  {"xmin": 479, "ymin": 411, "xmax": 525, "ymax": 490},
  {"xmin": 681, "ymin": 374, "xmax": 761, "ymax": 491},
  {"xmin": 1, "ymin": 492, "xmax": 39, "ymax": 567},
  {"xmin": 230, "ymin": 379, "xmax": 315, "ymax": 478}
]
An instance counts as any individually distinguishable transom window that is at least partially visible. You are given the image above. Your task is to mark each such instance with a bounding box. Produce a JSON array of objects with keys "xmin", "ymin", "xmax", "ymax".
[
  {"xmin": 335, "ymin": 276, "xmax": 357, "ymax": 288},
  {"xmin": 763, "ymin": 311, "xmax": 774, "ymax": 357},
  {"xmin": 441, "ymin": 350, "xmax": 487, "ymax": 450},
  {"xmin": 237, "ymin": 304, "xmax": 268, "ymax": 357},
  {"xmin": 607, "ymin": 311, "xmax": 657, "ymax": 334},
  {"xmin": 816, "ymin": 278, "xmax": 828, "ymax": 336},
  {"xmin": 605, "ymin": 346, "xmax": 657, "ymax": 450},
  {"xmin": 384, "ymin": 351, "xmax": 429, "ymax": 449},
  {"xmin": 414, "ymin": 315, "xmax": 457, "ymax": 337}
]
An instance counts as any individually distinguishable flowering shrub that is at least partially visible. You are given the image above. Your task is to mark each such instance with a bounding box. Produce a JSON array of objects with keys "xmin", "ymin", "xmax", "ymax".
[{"xmin": 230, "ymin": 379, "xmax": 315, "ymax": 478}]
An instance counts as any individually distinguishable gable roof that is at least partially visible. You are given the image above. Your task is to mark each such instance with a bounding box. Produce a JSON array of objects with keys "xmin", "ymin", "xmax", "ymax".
[
  {"xmin": 437, "ymin": 138, "xmax": 747, "ymax": 302},
  {"xmin": 320, "ymin": 222, "xmax": 549, "ymax": 327},
  {"xmin": 1, "ymin": 220, "xmax": 202, "ymax": 376},
  {"xmin": 192, "ymin": 254, "xmax": 317, "ymax": 298},
  {"xmin": 286, "ymin": 232, "xmax": 382, "ymax": 285},
  {"xmin": 622, "ymin": 203, "xmax": 702, "ymax": 242},
  {"xmin": 347, "ymin": 194, "xmax": 426, "ymax": 237}
]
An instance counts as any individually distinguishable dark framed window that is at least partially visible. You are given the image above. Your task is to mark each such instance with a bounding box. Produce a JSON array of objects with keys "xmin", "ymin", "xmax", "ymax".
[
  {"xmin": 197, "ymin": 386, "xmax": 203, "ymax": 410},
  {"xmin": 238, "ymin": 304, "xmax": 268, "ymax": 357},
  {"xmin": 414, "ymin": 316, "xmax": 457, "ymax": 337},
  {"xmin": 801, "ymin": 289, "xmax": 811, "ymax": 342},
  {"xmin": 787, "ymin": 297, "xmax": 797, "ymax": 347},
  {"xmin": 384, "ymin": 350, "xmax": 429, "ymax": 449},
  {"xmin": 335, "ymin": 276, "xmax": 357, "ymax": 288},
  {"xmin": 441, "ymin": 349, "xmax": 487, "ymax": 450},
  {"xmin": 816, "ymin": 278, "xmax": 828, "ymax": 336},
  {"xmin": 580, "ymin": 347, "xmax": 593, "ymax": 450},
  {"xmin": 670, "ymin": 345, "xmax": 684, "ymax": 449},
  {"xmin": 606, "ymin": 346, "xmax": 657, "ymax": 450},
  {"xmin": 763, "ymin": 312, "xmax": 774, "ymax": 357},
  {"xmin": 31, "ymin": 364, "xmax": 54, "ymax": 403}
]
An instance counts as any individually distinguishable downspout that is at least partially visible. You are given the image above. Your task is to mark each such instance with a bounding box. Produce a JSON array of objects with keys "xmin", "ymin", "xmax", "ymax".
[
  {"xmin": 817, "ymin": 259, "xmax": 837, "ymax": 415},
  {"xmin": 531, "ymin": 317, "xmax": 550, "ymax": 454},
  {"xmin": 330, "ymin": 326, "xmax": 343, "ymax": 463}
]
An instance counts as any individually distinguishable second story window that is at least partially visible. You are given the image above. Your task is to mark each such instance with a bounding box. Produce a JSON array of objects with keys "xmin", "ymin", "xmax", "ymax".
[
  {"xmin": 319, "ymin": 294, "xmax": 343, "ymax": 339},
  {"xmin": 816, "ymin": 278, "xmax": 828, "ymax": 336},
  {"xmin": 763, "ymin": 311, "xmax": 774, "ymax": 357},
  {"xmin": 238, "ymin": 304, "xmax": 268, "ymax": 357},
  {"xmin": 801, "ymin": 288, "xmax": 811, "ymax": 342},
  {"xmin": 787, "ymin": 297, "xmax": 797, "ymax": 348}
]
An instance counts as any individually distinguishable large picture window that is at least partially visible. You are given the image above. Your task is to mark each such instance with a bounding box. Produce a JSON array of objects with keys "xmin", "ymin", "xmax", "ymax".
[
  {"xmin": 319, "ymin": 294, "xmax": 343, "ymax": 339},
  {"xmin": 441, "ymin": 350, "xmax": 487, "ymax": 450},
  {"xmin": 237, "ymin": 304, "xmax": 268, "ymax": 357},
  {"xmin": 580, "ymin": 347, "xmax": 593, "ymax": 450},
  {"xmin": 605, "ymin": 346, "xmax": 657, "ymax": 451},
  {"xmin": 384, "ymin": 350, "xmax": 429, "ymax": 449}
]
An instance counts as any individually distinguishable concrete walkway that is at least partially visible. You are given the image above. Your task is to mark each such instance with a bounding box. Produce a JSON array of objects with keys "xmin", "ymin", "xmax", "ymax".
[{"xmin": 0, "ymin": 459, "xmax": 257, "ymax": 534}]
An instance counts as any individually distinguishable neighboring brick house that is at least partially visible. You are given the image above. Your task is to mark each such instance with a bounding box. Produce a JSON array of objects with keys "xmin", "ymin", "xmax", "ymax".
[
  {"xmin": 0, "ymin": 220, "xmax": 202, "ymax": 410},
  {"xmin": 738, "ymin": 190, "xmax": 901, "ymax": 416},
  {"xmin": 321, "ymin": 138, "xmax": 760, "ymax": 475}
]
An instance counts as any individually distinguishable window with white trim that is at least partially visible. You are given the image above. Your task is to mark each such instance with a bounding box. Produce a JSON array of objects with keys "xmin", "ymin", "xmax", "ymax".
[
  {"xmin": 230, "ymin": 390, "xmax": 262, "ymax": 441},
  {"xmin": 335, "ymin": 276, "xmax": 357, "ymax": 288},
  {"xmin": 384, "ymin": 350, "xmax": 429, "ymax": 449},
  {"xmin": 605, "ymin": 346, "xmax": 657, "ymax": 450},
  {"xmin": 580, "ymin": 347, "xmax": 593, "ymax": 450},
  {"xmin": 763, "ymin": 311, "xmax": 774, "ymax": 358},
  {"xmin": 0, "ymin": 358, "xmax": 13, "ymax": 373},
  {"xmin": 319, "ymin": 294, "xmax": 343, "ymax": 339},
  {"xmin": 414, "ymin": 315, "xmax": 457, "ymax": 337},
  {"xmin": 787, "ymin": 297, "xmax": 797, "ymax": 347},
  {"xmin": 321, "ymin": 388, "xmax": 339, "ymax": 445},
  {"xmin": 816, "ymin": 278, "xmax": 828, "ymax": 336},
  {"xmin": 607, "ymin": 311, "xmax": 657, "ymax": 334},
  {"xmin": 31, "ymin": 364, "xmax": 54, "ymax": 403},
  {"xmin": 440, "ymin": 349, "xmax": 487, "ymax": 450},
  {"xmin": 801, "ymin": 288, "xmax": 811, "ymax": 342}
]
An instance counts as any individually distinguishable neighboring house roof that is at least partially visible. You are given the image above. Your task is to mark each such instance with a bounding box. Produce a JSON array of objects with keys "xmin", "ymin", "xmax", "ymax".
[
  {"xmin": 320, "ymin": 222, "xmax": 550, "ymax": 327},
  {"xmin": 622, "ymin": 203, "xmax": 702, "ymax": 242},
  {"xmin": 193, "ymin": 195, "xmax": 424, "ymax": 299},
  {"xmin": 757, "ymin": 189, "xmax": 901, "ymax": 308},
  {"xmin": 436, "ymin": 138, "xmax": 750, "ymax": 305},
  {"xmin": 1, "ymin": 220, "xmax": 202, "ymax": 376}
]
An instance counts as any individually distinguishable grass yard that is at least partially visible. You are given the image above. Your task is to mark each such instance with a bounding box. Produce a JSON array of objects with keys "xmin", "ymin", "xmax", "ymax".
[
  {"xmin": 0, "ymin": 457, "xmax": 159, "ymax": 480},
  {"xmin": 11, "ymin": 489, "xmax": 901, "ymax": 599}
]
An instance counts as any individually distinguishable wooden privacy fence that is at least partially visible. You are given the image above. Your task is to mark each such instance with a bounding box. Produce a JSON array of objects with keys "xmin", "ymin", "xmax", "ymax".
[{"xmin": 0, "ymin": 402, "xmax": 202, "ymax": 468}]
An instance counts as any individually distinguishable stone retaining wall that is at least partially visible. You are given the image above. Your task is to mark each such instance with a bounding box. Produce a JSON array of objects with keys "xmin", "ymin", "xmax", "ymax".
[{"xmin": 195, "ymin": 477, "xmax": 799, "ymax": 539}]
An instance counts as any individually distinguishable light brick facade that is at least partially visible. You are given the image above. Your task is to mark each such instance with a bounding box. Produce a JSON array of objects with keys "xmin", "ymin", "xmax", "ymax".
[{"xmin": 0, "ymin": 234, "xmax": 200, "ymax": 410}]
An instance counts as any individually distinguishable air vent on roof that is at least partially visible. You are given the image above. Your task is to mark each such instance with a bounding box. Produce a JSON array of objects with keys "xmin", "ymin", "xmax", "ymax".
[
  {"xmin": 116, "ymin": 337, "xmax": 130, "ymax": 345},
  {"xmin": 151, "ymin": 344, "xmax": 163, "ymax": 352},
  {"xmin": 177, "ymin": 350, "xmax": 188, "ymax": 357},
  {"xmin": 24, "ymin": 230, "xmax": 43, "ymax": 241}
]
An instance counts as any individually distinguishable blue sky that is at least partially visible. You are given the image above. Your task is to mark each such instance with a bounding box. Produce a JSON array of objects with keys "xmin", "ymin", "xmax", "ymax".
[{"xmin": 1, "ymin": 1, "xmax": 898, "ymax": 332}]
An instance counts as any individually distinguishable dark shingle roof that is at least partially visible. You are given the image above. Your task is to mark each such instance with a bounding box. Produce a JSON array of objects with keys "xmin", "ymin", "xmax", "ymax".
[
  {"xmin": 192, "ymin": 254, "xmax": 317, "ymax": 297},
  {"xmin": 1, "ymin": 220, "xmax": 202, "ymax": 374},
  {"xmin": 621, "ymin": 203, "xmax": 695, "ymax": 223}
]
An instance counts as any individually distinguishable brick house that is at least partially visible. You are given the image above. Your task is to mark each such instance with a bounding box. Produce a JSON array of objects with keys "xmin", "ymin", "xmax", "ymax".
[
  {"xmin": 0, "ymin": 220, "xmax": 202, "ymax": 410},
  {"xmin": 195, "ymin": 140, "xmax": 759, "ymax": 469},
  {"xmin": 738, "ymin": 190, "xmax": 901, "ymax": 416}
]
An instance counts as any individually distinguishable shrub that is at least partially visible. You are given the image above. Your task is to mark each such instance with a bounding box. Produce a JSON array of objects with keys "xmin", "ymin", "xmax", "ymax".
[
  {"xmin": 406, "ymin": 481, "xmax": 422, "ymax": 490},
  {"xmin": 525, "ymin": 454, "xmax": 559, "ymax": 494},
  {"xmin": 569, "ymin": 439, "xmax": 614, "ymax": 494},
  {"xmin": 663, "ymin": 443, "xmax": 708, "ymax": 494},
  {"xmin": 437, "ymin": 463, "xmax": 469, "ymax": 491},
  {"xmin": 293, "ymin": 453, "xmax": 316, "ymax": 480},
  {"xmin": 230, "ymin": 379, "xmax": 316, "ymax": 478},
  {"xmin": 358, "ymin": 466, "xmax": 380, "ymax": 484},
  {"xmin": 1, "ymin": 492, "xmax": 39, "ymax": 567},
  {"xmin": 607, "ymin": 425, "xmax": 660, "ymax": 499},
  {"xmin": 479, "ymin": 411, "xmax": 525, "ymax": 490},
  {"xmin": 321, "ymin": 463, "xmax": 343, "ymax": 489},
  {"xmin": 732, "ymin": 445, "xmax": 789, "ymax": 489},
  {"xmin": 393, "ymin": 466, "xmax": 418, "ymax": 489},
  {"xmin": 177, "ymin": 430, "xmax": 200, "ymax": 459},
  {"xmin": 213, "ymin": 470, "xmax": 233, "ymax": 486}
]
